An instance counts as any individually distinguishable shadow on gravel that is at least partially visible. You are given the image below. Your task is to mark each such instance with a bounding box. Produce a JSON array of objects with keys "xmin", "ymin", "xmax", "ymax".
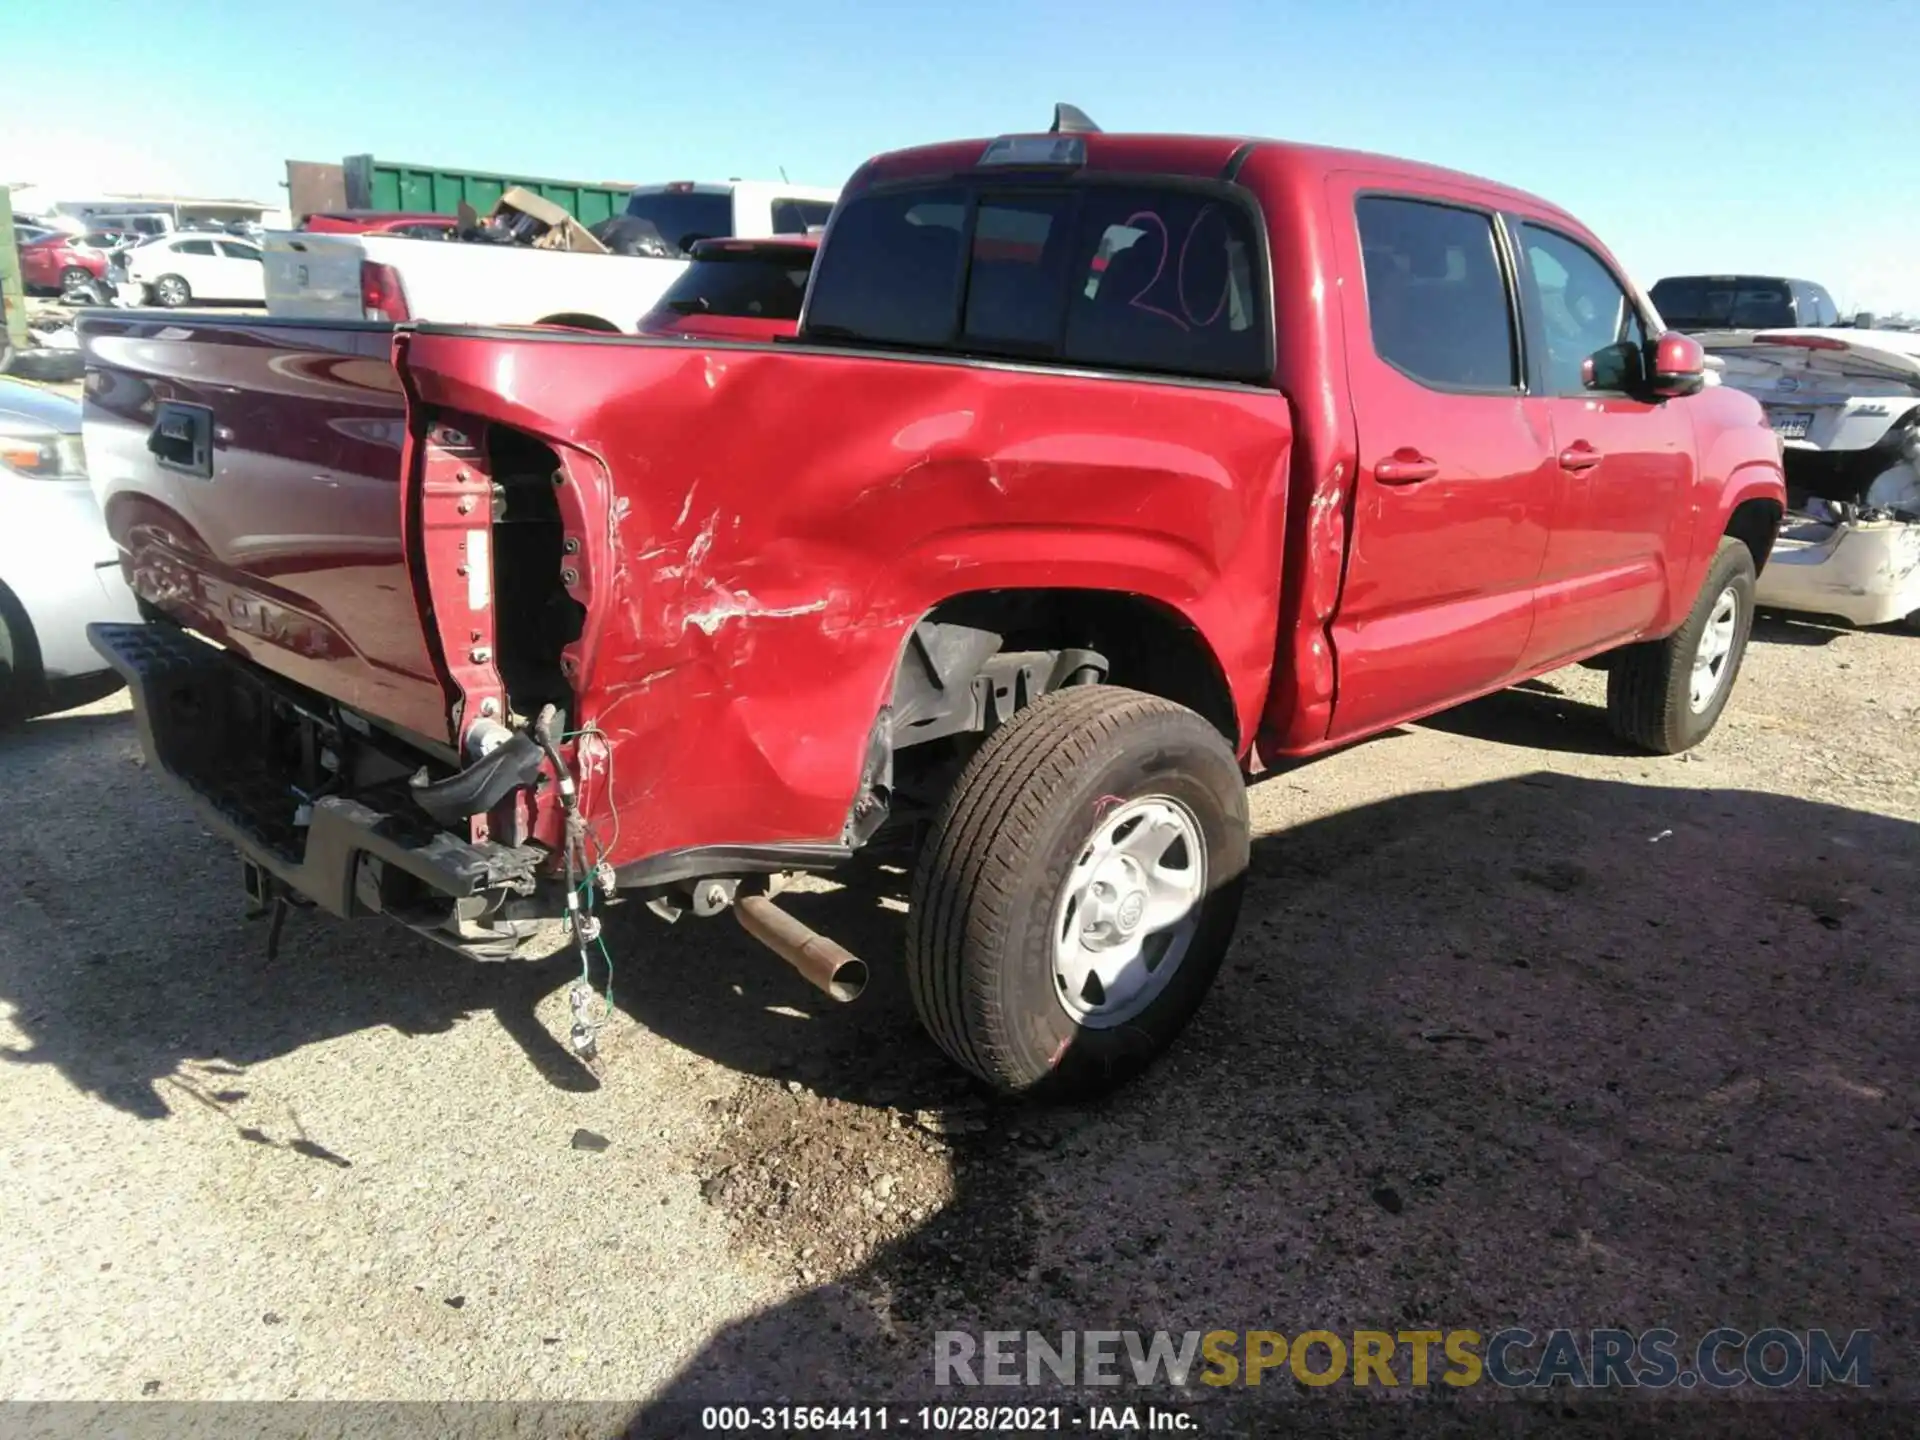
[
  {"xmin": 622, "ymin": 772, "xmax": 1917, "ymax": 1432},
  {"xmin": 1412, "ymin": 678, "xmax": 1641, "ymax": 757},
  {"xmin": 5, "ymin": 704, "xmax": 1915, "ymax": 1430},
  {"xmin": 0, "ymin": 710, "xmax": 595, "ymax": 1122},
  {"xmin": 1751, "ymin": 612, "xmax": 1855, "ymax": 648},
  {"xmin": 0, "ymin": 673, "xmax": 127, "ymax": 729}
]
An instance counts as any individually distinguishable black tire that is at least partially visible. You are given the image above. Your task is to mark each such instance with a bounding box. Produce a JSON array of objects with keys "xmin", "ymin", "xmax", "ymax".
[
  {"xmin": 906, "ymin": 685, "xmax": 1249, "ymax": 1099},
  {"xmin": 1606, "ymin": 537, "xmax": 1757, "ymax": 754},
  {"xmin": 8, "ymin": 348, "xmax": 84, "ymax": 383},
  {"xmin": 154, "ymin": 274, "xmax": 191, "ymax": 308},
  {"xmin": 0, "ymin": 582, "xmax": 45, "ymax": 726}
]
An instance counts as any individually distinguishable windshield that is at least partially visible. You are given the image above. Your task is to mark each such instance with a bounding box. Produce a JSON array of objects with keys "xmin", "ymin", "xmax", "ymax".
[
  {"xmin": 621, "ymin": 191, "xmax": 734, "ymax": 256},
  {"xmin": 803, "ymin": 181, "xmax": 1268, "ymax": 383},
  {"xmin": 1650, "ymin": 276, "xmax": 1796, "ymax": 331},
  {"xmin": 648, "ymin": 247, "xmax": 814, "ymax": 322}
]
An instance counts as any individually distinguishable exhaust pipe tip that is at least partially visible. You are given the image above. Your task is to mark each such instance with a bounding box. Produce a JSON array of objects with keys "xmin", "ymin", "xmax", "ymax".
[
  {"xmin": 824, "ymin": 958, "xmax": 868, "ymax": 1004},
  {"xmin": 734, "ymin": 893, "xmax": 868, "ymax": 1004}
]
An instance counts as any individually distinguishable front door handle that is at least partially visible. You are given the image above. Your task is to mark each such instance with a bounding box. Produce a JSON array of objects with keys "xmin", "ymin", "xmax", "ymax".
[
  {"xmin": 1559, "ymin": 443, "xmax": 1603, "ymax": 473},
  {"xmin": 1374, "ymin": 451, "xmax": 1439, "ymax": 485}
]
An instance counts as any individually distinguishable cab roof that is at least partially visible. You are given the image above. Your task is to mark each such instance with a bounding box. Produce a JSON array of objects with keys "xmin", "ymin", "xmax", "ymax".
[{"xmin": 850, "ymin": 130, "xmax": 1577, "ymax": 226}]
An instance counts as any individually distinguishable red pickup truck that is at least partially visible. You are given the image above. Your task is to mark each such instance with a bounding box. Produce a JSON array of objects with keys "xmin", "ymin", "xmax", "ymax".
[{"xmin": 80, "ymin": 116, "xmax": 1786, "ymax": 1099}]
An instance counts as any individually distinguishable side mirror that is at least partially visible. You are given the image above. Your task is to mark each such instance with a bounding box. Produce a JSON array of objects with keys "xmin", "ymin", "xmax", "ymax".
[
  {"xmin": 1581, "ymin": 340, "xmax": 1641, "ymax": 393},
  {"xmin": 1647, "ymin": 331, "xmax": 1706, "ymax": 399}
]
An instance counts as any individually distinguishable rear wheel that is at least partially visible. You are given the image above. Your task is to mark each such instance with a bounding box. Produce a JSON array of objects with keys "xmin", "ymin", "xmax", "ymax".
[
  {"xmin": 906, "ymin": 685, "xmax": 1249, "ymax": 1099},
  {"xmin": 59, "ymin": 266, "xmax": 92, "ymax": 296},
  {"xmin": 1606, "ymin": 536, "xmax": 1757, "ymax": 754},
  {"xmin": 154, "ymin": 274, "xmax": 191, "ymax": 308}
]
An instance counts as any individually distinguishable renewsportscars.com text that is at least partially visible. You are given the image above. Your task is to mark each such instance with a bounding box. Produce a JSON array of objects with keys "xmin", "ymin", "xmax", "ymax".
[{"xmin": 935, "ymin": 1327, "xmax": 1874, "ymax": 1391}]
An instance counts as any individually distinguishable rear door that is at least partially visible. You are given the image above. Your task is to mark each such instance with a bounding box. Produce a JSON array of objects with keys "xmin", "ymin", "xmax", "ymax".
[
  {"xmin": 1325, "ymin": 183, "xmax": 1555, "ymax": 741},
  {"xmin": 1512, "ymin": 221, "xmax": 1692, "ymax": 665}
]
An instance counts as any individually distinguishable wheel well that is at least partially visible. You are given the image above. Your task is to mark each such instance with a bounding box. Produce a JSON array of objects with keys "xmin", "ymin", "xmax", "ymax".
[
  {"xmin": 535, "ymin": 313, "xmax": 619, "ymax": 332},
  {"xmin": 1725, "ymin": 497, "xmax": 1783, "ymax": 574},
  {"xmin": 907, "ymin": 589, "xmax": 1238, "ymax": 746}
]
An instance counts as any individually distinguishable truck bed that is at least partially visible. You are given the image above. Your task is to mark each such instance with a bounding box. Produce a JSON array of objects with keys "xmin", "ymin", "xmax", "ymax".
[{"xmin": 263, "ymin": 231, "xmax": 688, "ymax": 332}]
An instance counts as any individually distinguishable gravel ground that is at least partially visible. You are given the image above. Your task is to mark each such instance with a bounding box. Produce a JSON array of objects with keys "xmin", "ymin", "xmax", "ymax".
[{"xmin": 2, "ymin": 610, "xmax": 1915, "ymax": 1429}]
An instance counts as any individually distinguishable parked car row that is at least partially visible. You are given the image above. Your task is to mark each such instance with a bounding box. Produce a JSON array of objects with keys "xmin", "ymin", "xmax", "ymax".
[{"xmin": 17, "ymin": 228, "xmax": 267, "ymax": 307}]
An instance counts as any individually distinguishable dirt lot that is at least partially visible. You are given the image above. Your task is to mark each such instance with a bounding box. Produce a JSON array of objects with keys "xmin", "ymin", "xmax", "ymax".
[{"xmin": 1, "ymin": 611, "xmax": 1915, "ymax": 1428}]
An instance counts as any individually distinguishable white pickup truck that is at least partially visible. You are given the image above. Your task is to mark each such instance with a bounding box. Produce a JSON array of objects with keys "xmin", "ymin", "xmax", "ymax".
[{"xmin": 262, "ymin": 179, "xmax": 840, "ymax": 334}]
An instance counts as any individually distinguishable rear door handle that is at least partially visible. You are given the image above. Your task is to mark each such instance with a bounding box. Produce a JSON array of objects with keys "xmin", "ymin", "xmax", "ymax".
[
  {"xmin": 1559, "ymin": 443, "xmax": 1603, "ymax": 473},
  {"xmin": 1374, "ymin": 451, "xmax": 1439, "ymax": 485}
]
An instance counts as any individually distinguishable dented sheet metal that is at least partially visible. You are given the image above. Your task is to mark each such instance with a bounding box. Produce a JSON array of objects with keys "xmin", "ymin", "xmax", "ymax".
[
  {"xmin": 397, "ymin": 331, "xmax": 1295, "ymax": 870},
  {"xmin": 1757, "ymin": 506, "xmax": 1920, "ymax": 629}
]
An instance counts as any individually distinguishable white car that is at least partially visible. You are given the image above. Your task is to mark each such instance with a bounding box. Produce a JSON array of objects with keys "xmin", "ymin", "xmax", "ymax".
[
  {"xmin": 263, "ymin": 178, "xmax": 839, "ymax": 333},
  {"xmin": 1698, "ymin": 327, "xmax": 1920, "ymax": 629},
  {"xmin": 0, "ymin": 380, "xmax": 141, "ymax": 718},
  {"xmin": 123, "ymin": 232, "xmax": 266, "ymax": 307}
]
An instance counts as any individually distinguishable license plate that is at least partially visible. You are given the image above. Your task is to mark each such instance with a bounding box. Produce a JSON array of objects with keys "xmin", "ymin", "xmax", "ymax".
[{"xmin": 1769, "ymin": 410, "xmax": 1813, "ymax": 440}]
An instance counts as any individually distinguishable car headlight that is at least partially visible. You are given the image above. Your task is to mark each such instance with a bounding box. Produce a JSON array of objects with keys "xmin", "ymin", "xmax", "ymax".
[{"xmin": 0, "ymin": 433, "xmax": 87, "ymax": 479}]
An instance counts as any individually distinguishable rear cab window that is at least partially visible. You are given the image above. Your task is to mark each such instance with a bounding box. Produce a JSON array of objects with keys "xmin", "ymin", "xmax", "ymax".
[
  {"xmin": 621, "ymin": 189, "xmax": 734, "ymax": 256},
  {"xmin": 1647, "ymin": 276, "xmax": 1794, "ymax": 331},
  {"xmin": 801, "ymin": 180, "xmax": 1270, "ymax": 384},
  {"xmin": 649, "ymin": 245, "xmax": 814, "ymax": 322},
  {"xmin": 772, "ymin": 199, "xmax": 835, "ymax": 234}
]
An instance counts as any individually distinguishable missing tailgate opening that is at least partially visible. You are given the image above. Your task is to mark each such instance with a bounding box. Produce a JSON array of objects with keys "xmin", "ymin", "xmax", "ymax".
[{"xmin": 488, "ymin": 427, "xmax": 585, "ymax": 723}]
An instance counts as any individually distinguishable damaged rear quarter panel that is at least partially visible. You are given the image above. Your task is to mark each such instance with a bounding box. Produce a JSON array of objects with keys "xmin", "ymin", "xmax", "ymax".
[{"xmin": 399, "ymin": 332, "xmax": 1294, "ymax": 866}]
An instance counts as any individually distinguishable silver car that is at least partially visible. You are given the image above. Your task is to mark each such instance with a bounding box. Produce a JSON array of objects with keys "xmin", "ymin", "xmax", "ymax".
[{"xmin": 0, "ymin": 380, "xmax": 141, "ymax": 719}]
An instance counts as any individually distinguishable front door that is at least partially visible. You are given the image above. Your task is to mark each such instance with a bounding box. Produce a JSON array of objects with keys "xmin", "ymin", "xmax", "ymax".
[
  {"xmin": 168, "ymin": 239, "xmax": 223, "ymax": 298},
  {"xmin": 1512, "ymin": 222, "xmax": 1693, "ymax": 668},
  {"xmin": 1324, "ymin": 185, "xmax": 1557, "ymax": 743}
]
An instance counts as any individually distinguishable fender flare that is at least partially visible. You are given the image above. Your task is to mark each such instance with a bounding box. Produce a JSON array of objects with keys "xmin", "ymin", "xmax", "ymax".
[{"xmin": 1679, "ymin": 459, "xmax": 1786, "ymax": 605}]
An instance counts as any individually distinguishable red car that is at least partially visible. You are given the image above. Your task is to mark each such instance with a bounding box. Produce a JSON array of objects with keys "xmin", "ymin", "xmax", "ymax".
[
  {"xmin": 298, "ymin": 210, "xmax": 458, "ymax": 239},
  {"xmin": 637, "ymin": 235, "xmax": 819, "ymax": 342},
  {"xmin": 83, "ymin": 115, "xmax": 1784, "ymax": 1100},
  {"xmin": 19, "ymin": 233, "xmax": 110, "ymax": 294}
]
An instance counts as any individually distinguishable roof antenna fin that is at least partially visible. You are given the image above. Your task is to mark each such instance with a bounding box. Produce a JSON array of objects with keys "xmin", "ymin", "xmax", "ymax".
[{"xmin": 1050, "ymin": 103, "xmax": 1101, "ymax": 135}]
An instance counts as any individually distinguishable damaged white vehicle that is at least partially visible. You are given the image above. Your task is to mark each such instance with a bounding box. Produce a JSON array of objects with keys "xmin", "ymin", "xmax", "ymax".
[{"xmin": 1699, "ymin": 329, "xmax": 1920, "ymax": 629}]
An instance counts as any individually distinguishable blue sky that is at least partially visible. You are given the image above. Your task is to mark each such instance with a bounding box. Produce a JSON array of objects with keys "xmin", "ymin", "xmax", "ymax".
[{"xmin": 8, "ymin": 0, "xmax": 1917, "ymax": 312}]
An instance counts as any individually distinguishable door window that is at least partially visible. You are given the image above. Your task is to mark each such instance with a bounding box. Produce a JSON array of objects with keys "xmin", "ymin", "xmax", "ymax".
[
  {"xmin": 217, "ymin": 241, "xmax": 262, "ymax": 261},
  {"xmin": 1518, "ymin": 224, "xmax": 1646, "ymax": 394},
  {"xmin": 1355, "ymin": 196, "xmax": 1518, "ymax": 392},
  {"xmin": 174, "ymin": 239, "xmax": 218, "ymax": 257}
]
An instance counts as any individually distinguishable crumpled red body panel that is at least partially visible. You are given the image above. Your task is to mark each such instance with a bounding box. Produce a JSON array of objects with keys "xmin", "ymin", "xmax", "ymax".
[{"xmin": 400, "ymin": 333, "xmax": 1294, "ymax": 869}]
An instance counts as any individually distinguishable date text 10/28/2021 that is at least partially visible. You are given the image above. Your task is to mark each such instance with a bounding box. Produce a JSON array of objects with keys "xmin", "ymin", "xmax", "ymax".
[{"xmin": 700, "ymin": 1407, "xmax": 1194, "ymax": 1432}]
